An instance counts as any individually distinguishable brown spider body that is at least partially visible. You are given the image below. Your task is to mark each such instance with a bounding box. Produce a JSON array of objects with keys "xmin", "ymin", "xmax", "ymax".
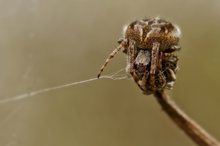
[{"xmin": 98, "ymin": 17, "xmax": 181, "ymax": 94}]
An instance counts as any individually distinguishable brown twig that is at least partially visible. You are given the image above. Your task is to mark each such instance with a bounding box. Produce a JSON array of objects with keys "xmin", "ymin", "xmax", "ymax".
[{"xmin": 153, "ymin": 90, "xmax": 220, "ymax": 146}]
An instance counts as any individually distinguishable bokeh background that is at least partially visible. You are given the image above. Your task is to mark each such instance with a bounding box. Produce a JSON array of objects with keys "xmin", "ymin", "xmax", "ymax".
[{"xmin": 0, "ymin": 0, "xmax": 220, "ymax": 146}]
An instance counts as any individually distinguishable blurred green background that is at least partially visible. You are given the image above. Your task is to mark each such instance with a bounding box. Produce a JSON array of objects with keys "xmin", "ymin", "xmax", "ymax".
[{"xmin": 0, "ymin": 0, "xmax": 220, "ymax": 146}]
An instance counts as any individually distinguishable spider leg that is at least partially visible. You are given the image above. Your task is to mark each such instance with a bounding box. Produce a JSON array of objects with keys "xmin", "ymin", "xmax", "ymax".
[
  {"xmin": 97, "ymin": 39, "xmax": 127, "ymax": 78},
  {"xmin": 149, "ymin": 42, "xmax": 160, "ymax": 91},
  {"xmin": 167, "ymin": 68, "xmax": 176, "ymax": 81},
  {"xmin": 128, "ymin": 40, "xmax": 136, "ymax": 68},
  {"xmin": 154, "ymin": 51, "xmax": 166, "ymax": 91},
  {"xmin": 157, "ymin": 71, "xmax": 166, "ymax": 90},
  {"xmin": 128, "ymin": 40, "xmax": 147, "ymax": 91},
  {"xmin": 165, "ymin": 68, "xmax": 176, "ymax": 89},
  {"xmin": 158, "ymin": 51, "xmax": 163, "ymax": 70}
]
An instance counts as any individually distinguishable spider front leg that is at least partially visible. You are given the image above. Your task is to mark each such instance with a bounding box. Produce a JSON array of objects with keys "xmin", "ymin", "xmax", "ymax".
[
  {"xmin": 97, "ymin": 38, "xmax": 128, "ymax": 78},
  {"xmin": 128, "ymin": 40, "xmax": 147, "ymax": 91},
  {"xmin": 149, "ymin": 42, "xmax": 160, "ymax": 92}
]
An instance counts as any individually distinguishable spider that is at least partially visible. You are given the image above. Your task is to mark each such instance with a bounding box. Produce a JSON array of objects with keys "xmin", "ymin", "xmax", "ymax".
[{"xmin": 97, "ymin": 17, "xmax": 181, "ymax": 94}]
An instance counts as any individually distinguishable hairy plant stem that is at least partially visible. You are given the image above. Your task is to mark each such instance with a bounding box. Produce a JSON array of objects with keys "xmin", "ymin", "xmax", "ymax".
[{"xmin": 152, "ymin": 90, "xmax": 220, "ymax": 146}]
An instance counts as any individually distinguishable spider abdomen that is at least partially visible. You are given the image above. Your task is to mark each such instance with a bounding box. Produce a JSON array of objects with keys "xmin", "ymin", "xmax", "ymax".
[{"xmin": 124, "ymin": 17, "xmax": 181, "ymax": 51}]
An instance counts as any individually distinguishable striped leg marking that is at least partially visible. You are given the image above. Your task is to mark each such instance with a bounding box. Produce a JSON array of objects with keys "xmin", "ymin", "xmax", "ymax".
[{"xmin": 97, "ymin": 44, "xmax": 124, "ymax": 78}]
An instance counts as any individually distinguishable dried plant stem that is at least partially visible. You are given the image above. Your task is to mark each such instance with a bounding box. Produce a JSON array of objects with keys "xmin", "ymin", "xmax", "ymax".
[{"xmin": 153, "ymin": 90, "xmax": 220, "ymax": 146}]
